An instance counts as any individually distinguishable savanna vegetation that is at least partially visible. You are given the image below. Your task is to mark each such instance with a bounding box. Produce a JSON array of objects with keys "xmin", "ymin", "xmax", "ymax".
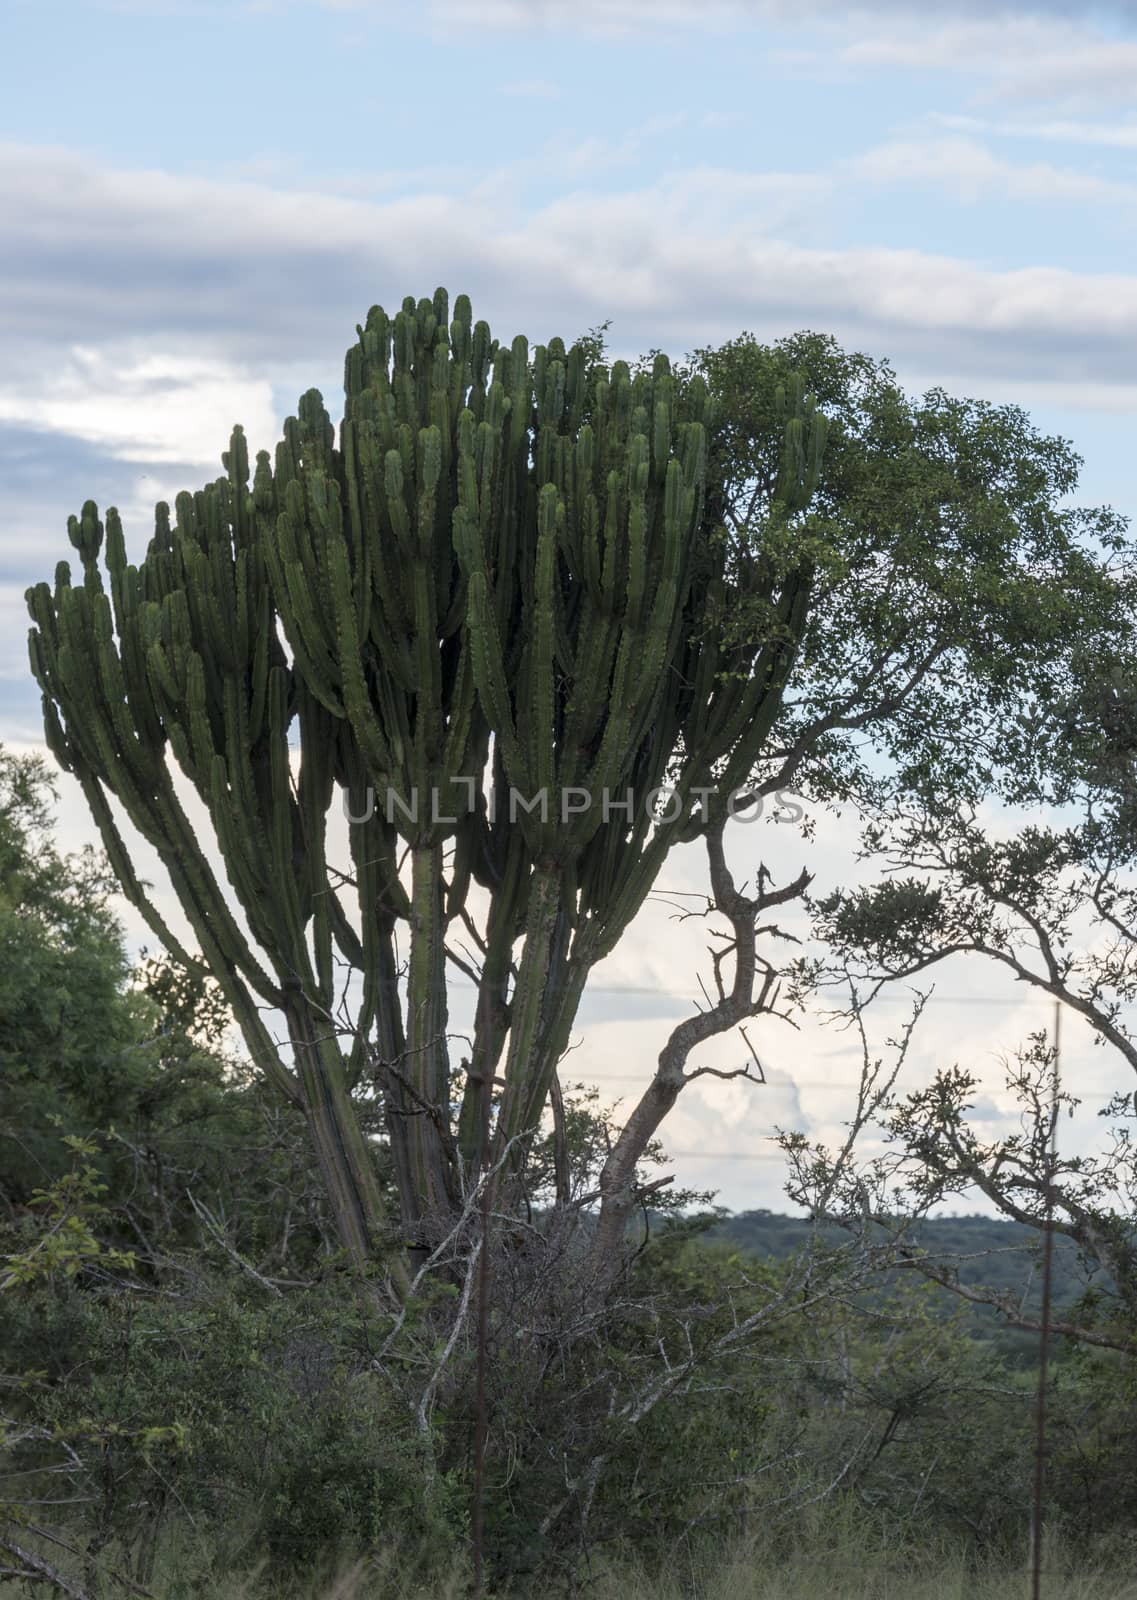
[{"xmin": 4, "ymin": 291, "xmax": 1137, "ymax": 1596}]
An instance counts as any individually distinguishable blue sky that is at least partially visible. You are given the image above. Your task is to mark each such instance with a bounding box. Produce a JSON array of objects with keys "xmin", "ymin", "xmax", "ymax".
[{"xmin": 4, "ymin": 0, "xmax": 1137, "ymax": 1209}]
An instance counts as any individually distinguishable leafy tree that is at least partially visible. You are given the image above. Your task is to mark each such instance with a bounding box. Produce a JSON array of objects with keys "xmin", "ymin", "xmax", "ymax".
[
  {"xmin": 0, "ymin": 747, "xmax": 147, "ymax": 1205},
  {"xmin": 0, "ymin": 749, "xmax": 344, "ymax": 1275},
  {"xmin": 803, "ymin": 621, "xmax": 1137, "ymax": 1347}
]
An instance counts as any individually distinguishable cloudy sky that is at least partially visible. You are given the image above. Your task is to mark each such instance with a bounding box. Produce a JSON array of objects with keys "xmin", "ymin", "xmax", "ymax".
[{"xmin": 4, "ymin": 0, "xmax": 1136, "ymax": 1212}]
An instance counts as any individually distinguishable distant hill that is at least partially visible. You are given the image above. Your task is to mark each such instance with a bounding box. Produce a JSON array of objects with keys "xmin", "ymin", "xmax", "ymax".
[{"xmin": 703, "ymin": 1210, "xmax": 1112, "ymax": 1365}]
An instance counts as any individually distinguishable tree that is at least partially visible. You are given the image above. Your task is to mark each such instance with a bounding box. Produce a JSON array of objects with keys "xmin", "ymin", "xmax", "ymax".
[
  {"xmin": 776, "ymin": 995, "xmax": 1137, "ymax": 1355},
  {"xmin": 801, "ymin": 641, "xmax": 1137, "ymax": 1344},
  {"xmin": 0, "ymin": 746, "xmax": 157, "ymax": 1207},
  {"xmin": 586, "ymin": 328, "xmax": 1132, "ymax": 1282},
  {"xmin": 0, "ymin": 747, "xmax": 325, "ymax": 1273},
  {"xmin": 26, "ymin": 291, "xmax": 1132, "ymax": 1291}
]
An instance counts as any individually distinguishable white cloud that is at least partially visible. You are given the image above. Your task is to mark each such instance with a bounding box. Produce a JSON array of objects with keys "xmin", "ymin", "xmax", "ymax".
[
  {"xmin": 312, "ymin": 0, "xmax": 1137, "ymax": 29},
  {"xmin": 838, "ymin": 18, "xmax": 1137, "ymax": 108},
  {"xmin": 319, "ymin": 0, "xmax": 763, "ymax": 31},
  {"xmin": 5, "ymin": 141, "xmax": 1137, "ymax": 485},
  {"xmin": 0, "ymin": 588, "xmax": 34, "ymax": 682},
  {"xmin": 101, "ymin": 0, "xmax": 1137, "ymax": 113},
  {"xmin": 541, "ymin": 114, "xmax": 692, "ymax": 180},
  {"xmin": 0, "ymin": 345, "xmax": 279, "ymax": 468},
  {"xmin": 935, "ymin": 112, "xmax": 1137, "ymax": 148},
  {"xmin": 563, "ymin": 804, "xmax": 1121, "ymax": 1212},
  {"xmin": 990, "ymin": 40, "xmax": 1137, "ymax": 107},
  {"xmin": 895, "ymin": 375, "xmax": 1137, "ymax": 417},
  {"xmin": 848, "ymin": 134, "xmax": 1137, "ymax": 209}
]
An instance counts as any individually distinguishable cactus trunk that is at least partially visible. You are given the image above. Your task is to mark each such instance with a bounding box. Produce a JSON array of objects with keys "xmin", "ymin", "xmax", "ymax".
[
  {"xmin": 288, "ymin": 1001, "xmax": 394, "ymax": 1270},
  {"xmin": 396, "ymin": 842, "xmax": 455, "ymax": 1228},
  {"xmin": 491, "ymin": 864, "xmax": 564, "ymax": 1158}
]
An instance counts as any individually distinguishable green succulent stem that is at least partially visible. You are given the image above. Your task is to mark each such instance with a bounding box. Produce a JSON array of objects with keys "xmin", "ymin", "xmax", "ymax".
[
  {"xmin": 492, "ymin": 863, "xmax": 565, "ymax": 1160},
  {"xmin": 397, "ymin": 842, "xmax": 455, "ymax": 1228},
  {"xmin": 288, "ymin": 1001, "xmax": 405, "ymax": 1286}
]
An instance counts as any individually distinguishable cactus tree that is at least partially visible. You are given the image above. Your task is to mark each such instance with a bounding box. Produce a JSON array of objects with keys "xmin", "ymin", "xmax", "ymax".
[{"xmin": 27, "ymin": 289, "xmax": 827, "ymax": 1271}]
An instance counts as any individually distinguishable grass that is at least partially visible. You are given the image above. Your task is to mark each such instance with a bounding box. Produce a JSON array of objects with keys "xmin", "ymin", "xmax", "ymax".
[
  {"xmin": 593, "ymin": 1550, "xmax": 1137, "ymax": 1600},
  {"xmin": 5, "ymin": 1513, "xmax": 1137, "ymax": 1599},
  {"xmin": 115, "ymin": 1549, "xmax": 1137, "ymax": 1600},
  {"xmin": 6, "ymin": 1548, "xmax": 1132, "ymax": 1600}
]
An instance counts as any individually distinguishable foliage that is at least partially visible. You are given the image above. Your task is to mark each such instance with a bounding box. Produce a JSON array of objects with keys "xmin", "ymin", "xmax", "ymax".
[
  {"xmin": 0, "ymin": 748, "xmax": 141, "ymax": 1204},
  {"xmin": 684, "ymin": 329, "xmax": 1132, "ymax": 813},
  {"xmin": 1, "ymin": 1136, "xmax": 136, "ymax": 1290}
]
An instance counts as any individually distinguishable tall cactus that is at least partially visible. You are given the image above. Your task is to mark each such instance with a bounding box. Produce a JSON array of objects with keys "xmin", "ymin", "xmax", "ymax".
[
  {"xmin": 26, "ymin": 438, "xmax": 408, "ymax": 1277},
  {"xmin": 258, "ymin": 291, "xmax": 534, "ymax": 1235},
  {"xmin": 28, "ymin": 288, "xmax": 826, "ymax": 1268},
  {"xmin": 259, "ymin": 294, "xmax": 825, "ymax": 1200}
]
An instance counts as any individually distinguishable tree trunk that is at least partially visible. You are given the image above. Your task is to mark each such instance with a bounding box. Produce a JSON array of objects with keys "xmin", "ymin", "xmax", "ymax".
[
  {"xmin": 492, "ymin": 864, "xmax": 564, "ymax": 1160},
  {"xmin": 396, "ymin": 842, "xmax": 456, "ymax": 1233},
  {"xmin": 288, "ymin": 1001, "xmax": 393, "ymax": 1270}
]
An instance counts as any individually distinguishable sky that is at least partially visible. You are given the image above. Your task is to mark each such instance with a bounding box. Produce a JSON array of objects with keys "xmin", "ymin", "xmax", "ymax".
[{"xmin": 3, "ymin": 0, "xmax": 1136, "ymax": 1213}]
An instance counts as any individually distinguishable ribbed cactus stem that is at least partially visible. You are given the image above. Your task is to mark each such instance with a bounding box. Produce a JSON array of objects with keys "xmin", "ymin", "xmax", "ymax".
[
  {"xmin": 400, "ymin": 843, "xmax": 455, "ymax": 1228},
  {"xmin": 456, "ymin": 829, "xmax": 527, "ymax": 1173},
  {"xmin": 288, "ymin": 1001, "xmax": 399, "ymax": 1269},
  {"xmin": 491, "ymin": 864, "xmax": 564, "ymax": 1155}
]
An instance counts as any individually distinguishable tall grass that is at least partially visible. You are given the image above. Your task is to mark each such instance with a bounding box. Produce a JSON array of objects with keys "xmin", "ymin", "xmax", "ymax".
[{"xmin": 15, "ymin": 1516, "xmax": 1132, "ymax": 1600}]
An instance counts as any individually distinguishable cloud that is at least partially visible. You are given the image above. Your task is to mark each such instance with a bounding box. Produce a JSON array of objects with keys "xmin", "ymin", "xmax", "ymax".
[
  {"xmin": 0, "ymin": 346, "xmax": 279, "ymax": 467},
  {"xmin": 0, "ymin": 419, "xmax": 256, "ymax": 685},
  {"xmin": 0, "ymin": 591, "xmax": 35, "ymax": 685},
  {"xmin": 321, "ymin": 0, "xmax": 753, "ymax": 29},
  {"xmin": 893, "ymin": 374, "xmax": 1137, "ymax": 417},
  {"xmin": 7, "ymin": 142, "xmax": 1137, "ymax": 407},
  {"xmin": 848, "ymin": 134, "xmax": 1137, "ymax": 209},
  {"xmin": 0, "ymin": 144, "xmax": 470, "ymax": 361},
  {"xmin": 989, "ymin": 40, "xmax": 1137, "ymax": 107},
  {"xmin": 313, "ymin": 0, "xmax": 1137, "ymax": 27},
  {"xmin": 85, "ymin": 0, "xmax": 1137, "ymax": 108},
  {"xmin": 935, "ymin": 112, "xmax": 1137, "ymax": 148},
  {"xmin": 836, "ymin": 18, "xmax": 1137, "ymax": 108},
  {"xmin": 539, "ymin": 114, "xmax": 695, "ymax": 181},
  {"xmin": 0, "ymin": 425, "xmax": 189, "ymax": 580}
]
